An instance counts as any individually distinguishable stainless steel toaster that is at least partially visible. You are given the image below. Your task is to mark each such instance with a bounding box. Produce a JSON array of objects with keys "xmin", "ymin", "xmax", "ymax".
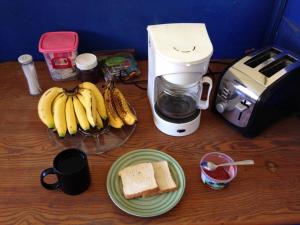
[{"xmin": 214, "ymin": 46, "xmax": 300, "ymax": 137}]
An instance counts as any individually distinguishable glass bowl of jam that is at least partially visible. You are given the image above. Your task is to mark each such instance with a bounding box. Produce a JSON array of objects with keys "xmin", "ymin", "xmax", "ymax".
[{"xmin": 200, "ymin": 152, "xmax": 237, "ymax": 190}]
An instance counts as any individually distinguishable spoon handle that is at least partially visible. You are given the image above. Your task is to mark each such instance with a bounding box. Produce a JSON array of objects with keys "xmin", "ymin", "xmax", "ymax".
[{"xmin": 218, "ymin": 160, "xmax": 255, "ymax": 167}]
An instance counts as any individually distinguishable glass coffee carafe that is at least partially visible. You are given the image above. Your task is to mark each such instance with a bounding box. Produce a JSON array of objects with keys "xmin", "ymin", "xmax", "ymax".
[{"xmin": 154, "ymin": 74, "xmax": 212, "ymax": 123}]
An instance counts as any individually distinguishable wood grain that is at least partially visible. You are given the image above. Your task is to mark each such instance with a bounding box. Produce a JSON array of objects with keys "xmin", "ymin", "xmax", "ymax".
[{"xmin": 0, "ymin": 60, "xmax": 300, "ymax": 225}]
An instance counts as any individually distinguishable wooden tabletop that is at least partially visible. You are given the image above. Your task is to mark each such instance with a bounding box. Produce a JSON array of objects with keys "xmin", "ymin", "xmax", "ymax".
[{"xmin": 1, "ymin": 60, "xmax": 300, "ymax": 225}]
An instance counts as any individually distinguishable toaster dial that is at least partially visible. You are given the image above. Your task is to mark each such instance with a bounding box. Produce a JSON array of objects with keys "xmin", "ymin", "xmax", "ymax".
[
  {"xmin": 216, "ymin": 102, "xmax": 227, "ymax": 113},
  {"xmin": 216, "ymin": 78, "xmax": 255, "ymax": 128},
  {"xmin": 216, "ymin": 80, "xmax": 239, "ymax": 113},
  {"xmin": 216, "ymin": 95, "xmax": 241, "ymax": 113}
]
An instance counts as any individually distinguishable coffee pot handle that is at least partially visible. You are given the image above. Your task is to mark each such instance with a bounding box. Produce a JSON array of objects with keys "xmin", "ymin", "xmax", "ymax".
[{"xmin": 199, "ymin": 76, "xmax": 213, "ymax": 110}]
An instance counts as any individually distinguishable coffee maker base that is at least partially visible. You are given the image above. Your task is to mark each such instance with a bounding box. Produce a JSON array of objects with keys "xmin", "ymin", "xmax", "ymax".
[{"xmin": 153, "ymin": 110, "xmax": 201, "ymax": 136}]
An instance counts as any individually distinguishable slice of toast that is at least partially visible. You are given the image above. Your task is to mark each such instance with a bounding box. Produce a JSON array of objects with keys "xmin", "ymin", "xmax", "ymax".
[
  {"xmin": 152, "ymin": 161, "xmax": 177, "ymax": 194},
  {"xmin": 118, "ymin": 162, "xmax": 158, "ymax": 200}
]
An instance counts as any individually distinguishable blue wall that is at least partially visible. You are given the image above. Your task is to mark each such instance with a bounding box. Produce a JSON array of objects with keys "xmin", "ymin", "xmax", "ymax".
[
  {"xmin": 1, "ymin": 0, "xmax": 277, "ymax": 62},
  {"xmin": 275, "ymin": 0, "xmax": 300, "ymax": 55}
]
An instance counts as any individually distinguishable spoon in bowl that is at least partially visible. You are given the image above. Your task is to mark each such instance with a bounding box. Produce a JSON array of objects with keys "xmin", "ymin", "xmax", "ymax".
[{"xmin": 201, "ymin": 160, "xmax": 254, "ymax": 171}]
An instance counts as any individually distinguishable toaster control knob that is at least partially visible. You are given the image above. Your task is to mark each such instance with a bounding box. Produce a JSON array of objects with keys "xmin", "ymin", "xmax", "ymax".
[{"xmin": 216, "ymin": 102, "xmax": 228, "ymax": 113}]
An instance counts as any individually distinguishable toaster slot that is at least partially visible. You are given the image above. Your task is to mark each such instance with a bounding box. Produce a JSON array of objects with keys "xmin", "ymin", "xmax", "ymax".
[
  {"xmin": 244, "ymin": 48, "xmax": 281, "ymax": 68},
  {"xmin": 259, "ymin": 55, "xmax": 296, "ymax": 78}
]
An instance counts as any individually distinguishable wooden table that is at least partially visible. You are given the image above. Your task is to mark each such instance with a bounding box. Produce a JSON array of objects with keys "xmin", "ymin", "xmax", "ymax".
[{"xmin": 1, "ymin": 60, "xmax": 300, "ymax": 225}]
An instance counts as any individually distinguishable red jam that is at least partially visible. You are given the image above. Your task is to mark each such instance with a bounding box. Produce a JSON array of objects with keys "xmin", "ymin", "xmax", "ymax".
[{"xmin": 204, "ymin": 166, "xmax": 230, "ymax": 180}]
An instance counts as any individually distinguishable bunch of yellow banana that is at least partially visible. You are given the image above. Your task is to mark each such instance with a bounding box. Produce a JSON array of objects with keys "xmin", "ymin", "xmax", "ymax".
[
  {"xmin": 104, "ymin": 83, "xmax": 137, "ymax": 128},
  {"xmin": 37, "ymin": 82, "xmax": 107, "ymax": 137}
]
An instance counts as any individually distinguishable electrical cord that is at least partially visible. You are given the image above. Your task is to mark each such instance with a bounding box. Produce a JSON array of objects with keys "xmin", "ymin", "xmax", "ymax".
[
  {"xmin": 116, "ymin": 59, "xmax": 233, "ymax": 91},
  {"xmin": 206, "ymin": 71, "xmax": 222, "ymax": 77},
  {"xmin": 119, "ymin": 78, "xmax": 148, "ymax": 90},
  {"xmin": 210, "ymin": 59, "xmax": 232, "ymax": 65}
]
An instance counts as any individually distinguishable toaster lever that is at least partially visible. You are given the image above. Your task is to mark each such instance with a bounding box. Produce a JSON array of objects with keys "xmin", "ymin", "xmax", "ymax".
[
  {"xmin": 236, "ymin": 101, "xmax": 249, "ymax": 121},
  {"xmin": 235, "ymin": 102, "xmax": 248, "ymax": 112}
]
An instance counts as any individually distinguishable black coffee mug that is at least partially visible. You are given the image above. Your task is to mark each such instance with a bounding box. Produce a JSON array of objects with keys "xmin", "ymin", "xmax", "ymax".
[{"xmin": 40, "ymin": 148, "xmax": 91, "ymax": 195}]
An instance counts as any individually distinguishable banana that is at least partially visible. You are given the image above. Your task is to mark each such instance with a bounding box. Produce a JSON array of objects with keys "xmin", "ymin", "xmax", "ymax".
[
  {"xmin": 79, "ymin": 82, "xmax": 107, "ymax": 120},
  {"xmin": 76, "ymin": 93, "xmax": 86, "ymax": 107},
  {"xmin": 104, "ymin": 85, "xmax": 124, "ymax": 128},
  {"xmin": 112, "ymin": 87, "xmax": 137, "ymax": 125},
  {"xmin": 38, "ymin": 87, "xmax": 64, "ymax": 128},
  {"xmin": 73, "ymin": 96, "xmax": 90, "ymax": 131},
  {"xmin": 53, "ymin": 93, "xmax": 68, "ymax": 137},
  {"xmin": 51, "ymin": 93, "xmax": 63, "ymax": 131},
  {"xmin": 95, "ymin": 110, "xmax": 103, "ymax": 129},
  {"xmin": 77, "ymin": 89, "xmax": 96, "ymax": 127},
  {"xmin": 91, "ymin": 92, "xmax": 98, "ymax": 125},
  {"xmin": 65, "ymin": 96, "xmax": 77, "ymax": 135}
]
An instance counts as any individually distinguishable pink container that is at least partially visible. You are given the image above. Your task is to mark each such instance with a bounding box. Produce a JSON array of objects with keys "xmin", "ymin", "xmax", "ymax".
[{"xmin": 39, "ymin": 31, "xmax": 79, "ymax": 81}]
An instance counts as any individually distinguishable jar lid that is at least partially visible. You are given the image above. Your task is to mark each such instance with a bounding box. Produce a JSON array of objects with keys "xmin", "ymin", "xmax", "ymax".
[
  {"xmin": 75, "ymin": 53, "xmax": 98, "ymax": 70},
  {"xmin": 18, "ymin": 54, "xmax": 33, "ymax": 64},
  {"xmin": 39, "ymin": 31, "xmax": 78, "ymax": 53}
]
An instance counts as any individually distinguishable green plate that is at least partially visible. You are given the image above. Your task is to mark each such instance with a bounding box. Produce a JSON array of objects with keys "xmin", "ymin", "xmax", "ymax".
[{"xmin": 106, "ymin": 149, "xmax": 186, "ymax": 217}]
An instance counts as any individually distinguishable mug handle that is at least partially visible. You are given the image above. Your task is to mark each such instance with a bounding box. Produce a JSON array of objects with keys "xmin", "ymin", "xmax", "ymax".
[
  {"xmin": 198, "ymin": 76, "xmax": 213, "ymax": 110},
  {"xmin": 40, "ymin": 168, "xmax": 60, "ymax": 190}
]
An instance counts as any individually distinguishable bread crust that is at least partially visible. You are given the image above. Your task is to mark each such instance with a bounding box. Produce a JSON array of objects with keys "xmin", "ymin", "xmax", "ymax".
[
  {"xmin": 141, "ymin": 187, "xmax": 159, "ymax": 198},
  {"xmin": 125, "ymin": 186, "xmax": 159, "ymax": 200},
  {"xmin": 158, "ymin": 186, "xmax": 177, "ymax": 194},
  {"xmin": 143, "ymin": 186, "xmax": 177, "ymax": 197}
]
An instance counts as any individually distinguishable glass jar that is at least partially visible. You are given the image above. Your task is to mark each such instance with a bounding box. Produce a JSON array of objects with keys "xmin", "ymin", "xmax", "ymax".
[
  {"xmin": 18, "ymin": 54, "xmax": 42, "ymax": 95},
  {"xmin": 75, "ymin": 53, "xmax": 100, "ymax": 83}
]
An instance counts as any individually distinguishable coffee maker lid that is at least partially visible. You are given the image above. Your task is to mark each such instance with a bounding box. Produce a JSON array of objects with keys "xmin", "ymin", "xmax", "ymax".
[{"xmin": 147, "ymin": 23, "xmax": 213, "ymax": 65}]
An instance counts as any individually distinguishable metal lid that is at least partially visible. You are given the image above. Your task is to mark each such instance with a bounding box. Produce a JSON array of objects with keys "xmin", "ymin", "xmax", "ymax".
[
  {"xmin": 75, "ymin": 53, "xmax": 98, "ymax": 70},
  {"xmin": 18, "ymin": 54, "xmax": 33, "ymax": 65}
]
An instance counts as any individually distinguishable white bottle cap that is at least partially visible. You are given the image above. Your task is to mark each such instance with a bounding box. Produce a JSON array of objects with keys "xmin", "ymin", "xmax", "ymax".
[
  {"xmin": 18, "ymin": 54, "xmax": 33, "ymax": 65},
  {"xmin": 75, "ymin": 53, "xmax": 98, "ymax": 70}
]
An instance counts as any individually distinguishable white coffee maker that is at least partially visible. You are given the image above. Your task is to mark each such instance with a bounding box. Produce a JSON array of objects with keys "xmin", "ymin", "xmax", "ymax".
[{"xmin": 147, "ymin": 23, "xmax": 213, "ymax": 136}]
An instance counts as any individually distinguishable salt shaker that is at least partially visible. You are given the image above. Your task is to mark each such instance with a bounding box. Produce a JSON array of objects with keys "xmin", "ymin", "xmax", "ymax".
[{"xmin": 18, "ymin": 54, "xmax": 42, "ymax": 95}]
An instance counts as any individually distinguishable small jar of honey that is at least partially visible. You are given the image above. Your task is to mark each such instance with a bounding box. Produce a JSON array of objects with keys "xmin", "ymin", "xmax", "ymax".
[{"xmin": 75, "ymin": 53, "xmax": 100, "ymax": 83}]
